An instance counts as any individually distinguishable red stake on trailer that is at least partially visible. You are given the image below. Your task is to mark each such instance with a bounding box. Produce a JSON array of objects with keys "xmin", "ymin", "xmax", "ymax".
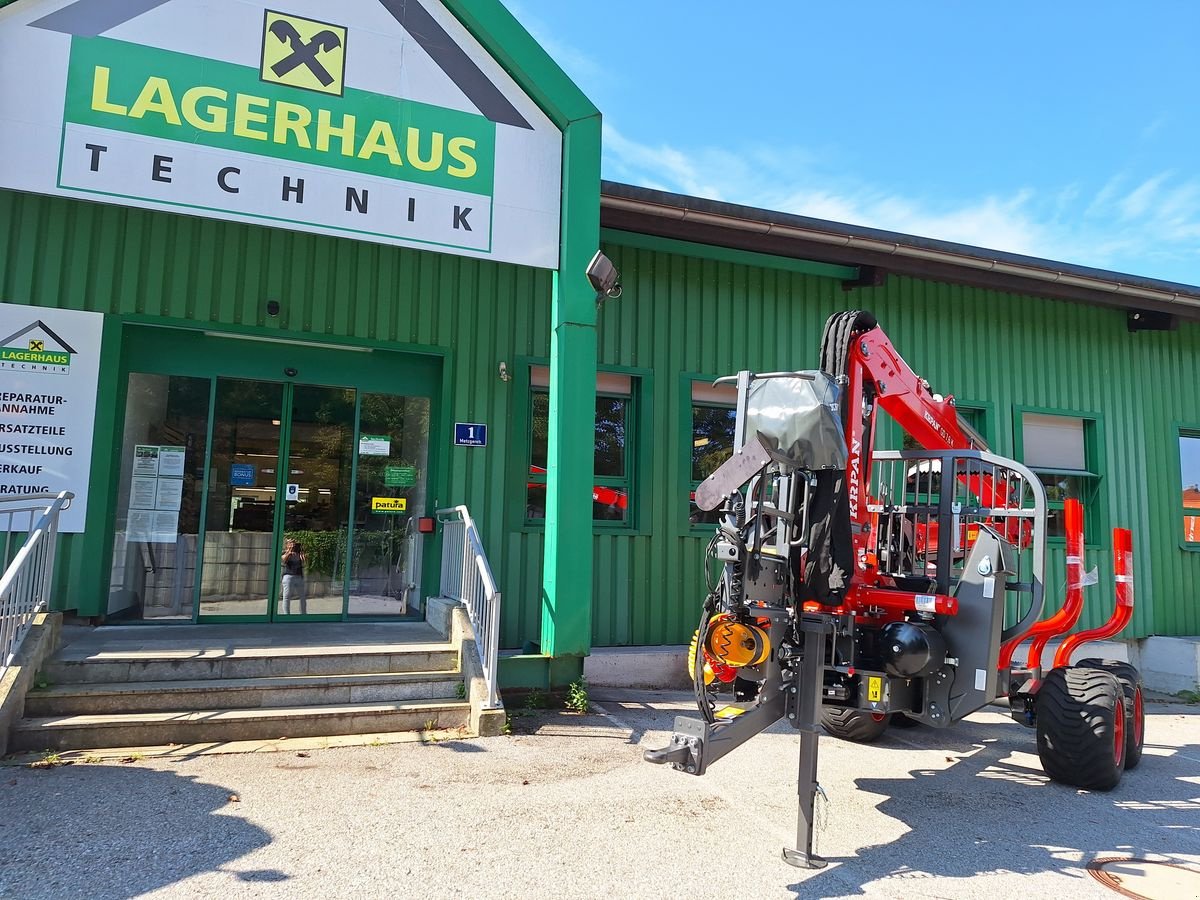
[
  {"xmin": 1053, "ymin": 527, "xmax": 1135, "ymax": 668},
  {"xmin": 997, "ymin": 498, "xmax": 1087, "ymax": 672}
]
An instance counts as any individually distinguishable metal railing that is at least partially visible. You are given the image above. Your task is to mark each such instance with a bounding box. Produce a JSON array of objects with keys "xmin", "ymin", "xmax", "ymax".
[
  {"xmin": 1, "ymin": 492, "xmax": 73, "ymax": 673},
  {"xmin": 436, "ymin": 505, "xmax": 501, "ymax": 709},
  {"xmin": 868, "ymin": 449, "xmax": 1047, "ymax": 643}
]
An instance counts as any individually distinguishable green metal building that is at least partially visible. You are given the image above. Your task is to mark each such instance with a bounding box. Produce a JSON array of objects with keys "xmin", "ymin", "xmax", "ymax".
[{"xmin": 2, "ymin": 0, "xmax": 1198, "ymax": 692}]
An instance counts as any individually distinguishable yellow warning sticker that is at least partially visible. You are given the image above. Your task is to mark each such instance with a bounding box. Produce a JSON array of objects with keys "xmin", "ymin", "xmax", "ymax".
[
  {"xmin": 867, "ymin": 676, "xmax": 882, "ymax": 703},
  {"xmin": 370, "ymin": 497, "xmax": 407, "ymax": 514}
]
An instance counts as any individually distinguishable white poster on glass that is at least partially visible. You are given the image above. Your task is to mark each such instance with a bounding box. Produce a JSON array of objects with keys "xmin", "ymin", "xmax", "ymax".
[
  {"xmin": 154, "ymin": 477, "xmax": 183, "ymax": 511},
  {"xmin": 129, "ymin": 476, "xmax": 158, "ymax": 510}
]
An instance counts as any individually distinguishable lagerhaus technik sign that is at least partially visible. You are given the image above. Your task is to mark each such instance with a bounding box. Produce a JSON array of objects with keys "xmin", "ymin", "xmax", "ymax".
[{"xmin": 0, "ymin": 0, "xmax": 563, "ymax": 268}]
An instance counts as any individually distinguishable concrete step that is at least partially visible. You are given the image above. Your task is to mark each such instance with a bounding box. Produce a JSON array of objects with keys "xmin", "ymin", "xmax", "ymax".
[
  {"xmin": 23, "ymin": 671, "xmax": 464, "ymax": 716},
  {"xmin": 11, "ymin": 700, "xmax": 472, "ymax": 752},
  {"xmin": 43, "ymin": 643, "xmax": 459, "ymax": 685}
]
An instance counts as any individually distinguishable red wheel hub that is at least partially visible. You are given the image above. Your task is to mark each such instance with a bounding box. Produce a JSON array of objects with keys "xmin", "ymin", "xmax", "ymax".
[
  {"xmin": 1133, "ymin": 685, "xmax": 1145, "ymax": 746},
  {"xmin": 1113, "ymin": 697, "xmax": 1126, "ymax": 767}
]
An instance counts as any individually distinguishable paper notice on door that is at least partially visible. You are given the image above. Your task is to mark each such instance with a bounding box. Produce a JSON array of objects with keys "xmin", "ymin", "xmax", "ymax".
[
  {"xmin": 126, "ymin": 508, "xmax": 153, "ymax": 542},
  {"xmin": 130, "ymin": 475, "xmax": 158, "ymax": 510},
  {"xmin": 155, "ymin": 477, "xmax": 183, "ymax": 511},
  {"xmin": 133, "ymin": 445, "xmax": 160, "ymax": 476},
  {"xmin": 359, "ymin": 434, "xmax": 391, "ymax": 456},
  {"xmin": 157, "ymin": 446, "xmax": 186, "ymax": 477},
  {"xmin": 151, "ymin": 510, "xmax": 179, "ymax": 543}
]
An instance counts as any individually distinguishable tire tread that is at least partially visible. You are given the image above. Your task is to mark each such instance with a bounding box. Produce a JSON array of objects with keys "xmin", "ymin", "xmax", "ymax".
[{"xmin": 1036, "ymin": 666, "xmax": 1125, "ymax": 791}]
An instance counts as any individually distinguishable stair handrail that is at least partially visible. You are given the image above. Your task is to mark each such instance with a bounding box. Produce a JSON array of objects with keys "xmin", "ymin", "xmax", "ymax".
[
  {"xmin": 436, "ymin": 505, "xmax": 501, "ymax": 709},
  {"xmin": 1, "ymin": 491, "xmax": 74, "ymax": 673}
]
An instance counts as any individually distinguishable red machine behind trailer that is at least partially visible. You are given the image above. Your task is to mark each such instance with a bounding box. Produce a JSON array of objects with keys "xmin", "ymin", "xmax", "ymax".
[{"xmin": 645, "ymin": 310, "xmax": 1144, "ymax": 868}]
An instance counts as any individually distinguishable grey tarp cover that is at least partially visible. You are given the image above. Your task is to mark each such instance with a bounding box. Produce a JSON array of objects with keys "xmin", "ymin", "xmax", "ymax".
[{"xmin": 745, "ymin": 372, "xmax": 848, "ymax": 470}]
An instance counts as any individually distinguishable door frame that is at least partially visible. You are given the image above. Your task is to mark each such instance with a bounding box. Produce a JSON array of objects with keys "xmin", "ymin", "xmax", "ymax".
[
  {"xmin": 269, "ymin": 381, "xmax": 356, "ymax": 624},
  {"xmin": 110, "ymin": 325, "xmax": 445, "ymax": 623}
]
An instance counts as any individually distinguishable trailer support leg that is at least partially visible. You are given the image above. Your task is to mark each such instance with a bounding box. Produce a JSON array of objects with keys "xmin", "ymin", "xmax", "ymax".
[{"xmin": 783, "ymin": 617, "xmax": 830, "ymax": 869}]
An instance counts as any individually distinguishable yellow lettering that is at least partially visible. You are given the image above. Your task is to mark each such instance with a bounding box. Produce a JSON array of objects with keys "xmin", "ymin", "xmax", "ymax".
[
  {"xmin": 128, "ymin": 77, "xmax": 181, "ymax": 126},
  {"xmin": 233, "ymin": 94, "xmax": 269, "ymax": 141},
  {"xmin": 446, "ymin": 136, "xmax": 477, "ymax": 179},
  {"xmin": 180, "ymin": 86, "xmax": 227, "ymax": 132},
  {"xmin": 405, "ymin": 127, "xmax": 443, "ymax": 172},
  {"xmin": 316, "ymin": 109, "xmax": 356, "ymax": 157},
  {"xmin": 90, "ymin": 66, "xmax": 127, "ymax": 116},
  {"xmin": 356, "ymin": 120, "xmax": 402, "ymax": 165},
  {"xmin": 273, "ymin": 101, "xmax": 312, "ymax": 148}
]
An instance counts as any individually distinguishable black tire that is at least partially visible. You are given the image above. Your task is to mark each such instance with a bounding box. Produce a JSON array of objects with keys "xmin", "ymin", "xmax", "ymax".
[
  {"xmin": 821, "ymin": 708, "xmax": 890, "ymax": 743},
  {"xmin": 1036, "ymin": 666, "xmax": 1126, "ymax": 791},
  {"xmin": 1076, "ymin": 658, "xmax": 1145, "ymax": 770}
]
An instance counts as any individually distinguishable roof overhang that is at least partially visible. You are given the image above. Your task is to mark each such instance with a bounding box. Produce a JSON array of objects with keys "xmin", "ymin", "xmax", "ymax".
[{"xmin": 600, "ymin": 181, "xmax": 1200, "ymax": 320}]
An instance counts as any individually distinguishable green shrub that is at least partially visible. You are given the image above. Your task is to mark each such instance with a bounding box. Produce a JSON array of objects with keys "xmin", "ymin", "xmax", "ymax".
[{"xmin": 565, "ymin": 679, "xmax": 589, "ymax": 714}]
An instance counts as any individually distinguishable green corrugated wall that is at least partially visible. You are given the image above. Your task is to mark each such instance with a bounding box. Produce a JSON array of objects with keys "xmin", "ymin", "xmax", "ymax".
[
  {"xmin": 0, "ymin": 188, "xmax": 557, "ymax": 648},
  {"xmin": 598, "ymin": 237, "xmax": 1200, "ymax": 644},
  {"xmin": 2, "ymin": 188, "xmax": 1197, "ymax": 648}
]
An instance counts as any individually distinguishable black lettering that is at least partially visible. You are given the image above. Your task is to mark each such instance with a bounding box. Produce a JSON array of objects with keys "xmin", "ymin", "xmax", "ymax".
[
  {"xmin": 282, "ymin": 176, "xmax": 305, "ymax": 203},
  {"xmin": 346, "ymin": 187, "xmax": 369, "ymax": 214},
  {"xmin": 453, "ymin": 205, "xmax": 472, "ymax": 231},
  {"xmin": 151, "ymin": 155, "xmax": 173, "ymax": 183},
  {"xmin": 218, "ymin": 166, "xmax": 241, "ymax": 194},
  {"xmin": 85, "ymin": 143, "xmax": 107, "ymax": 172},
  {"xmin": 407, "ymin": 197, "xmax": 416, "ymax": 222}
]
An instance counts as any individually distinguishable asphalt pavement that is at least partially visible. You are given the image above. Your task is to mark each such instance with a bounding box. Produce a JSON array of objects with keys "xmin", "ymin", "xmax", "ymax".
[{"xmin": 2, "ymin": 691, "xmax": 1197, "ymax": 899}]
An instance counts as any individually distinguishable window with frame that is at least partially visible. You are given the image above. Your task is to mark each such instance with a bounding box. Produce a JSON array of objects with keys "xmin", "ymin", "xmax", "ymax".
[
  {"xmin": 1178, "ymin": 430, "xmax": 1200, "ymax": 545},
  {"xmin": 1020, "ymin": 412, "xmax": 1101, "ymax": 541},
  {"xmin": 527, "ymin": 368, "xmax": 634, "ymax": 525},
  {"xmin": 689, "ymin": 380, "xmax": 738, "ymax": 526}
]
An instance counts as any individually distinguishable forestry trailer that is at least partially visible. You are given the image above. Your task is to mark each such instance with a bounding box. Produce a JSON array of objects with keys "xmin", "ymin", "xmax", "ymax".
[{"xmin": 644, "ymin": 310, "xmax": 1144, "ymax": 868}]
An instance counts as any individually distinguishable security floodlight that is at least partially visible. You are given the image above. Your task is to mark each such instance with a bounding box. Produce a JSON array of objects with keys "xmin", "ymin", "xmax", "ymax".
[{"xmin": 586, "ymin": 250, "xmax": 622, "ymax": 301}]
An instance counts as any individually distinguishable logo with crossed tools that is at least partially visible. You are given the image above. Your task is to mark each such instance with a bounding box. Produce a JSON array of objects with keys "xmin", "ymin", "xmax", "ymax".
[
  {"xmin": 29, "ymin": 340, "xmax": 44, "ymax": 351},
  {"xmin": 260, "ymin": 10, "xmax": 347, "ymax": 97}
]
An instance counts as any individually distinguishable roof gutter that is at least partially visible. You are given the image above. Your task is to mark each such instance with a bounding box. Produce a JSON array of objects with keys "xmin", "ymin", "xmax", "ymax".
[{"xmin": 601, "ymin": 195, "xmax": 1197, "ymax": 309}]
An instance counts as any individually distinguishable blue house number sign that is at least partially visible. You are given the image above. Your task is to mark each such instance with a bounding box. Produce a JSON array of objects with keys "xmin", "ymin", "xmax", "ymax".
[{"xmin": 454, "ymin": 423, "xmax": 487, "ymax": 447}]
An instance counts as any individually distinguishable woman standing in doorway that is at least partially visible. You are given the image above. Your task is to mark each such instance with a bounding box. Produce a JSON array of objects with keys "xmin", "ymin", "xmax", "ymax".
[{"xmin": 281, "ymin": 538, "xmax": 307, "ymax": 615}]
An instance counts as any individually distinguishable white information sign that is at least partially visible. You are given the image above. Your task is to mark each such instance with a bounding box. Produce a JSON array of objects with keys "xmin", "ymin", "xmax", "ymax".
[
  {"xmin": 154, "ymin": 477, "xmax": 183, "ymax": 511},
  {"xmin": 132, "ymin": 444, "xmax": 160, "ymax": 476},
  {"xmin": 0, "ymin": 0, "xmax": 563, "ymax": 269},
  {"xmin": 129, "ymin": 476, "xmax": 158, "ymax": 510},
  {"xmin": 0, "ymin": 302, "xmax": 103, "ymax": 532},
  {"xmin": 358, "ymin": 434, "xmax": 391, "ymax": 456},
  {"xmin": 126, "ymin": 508, "xmax": 153, "ymax": 542},
  {"xmin": 157, "ymin": 446, "xmax": 186, "ymax": 477},
  {"xmin": 151, "ymin": 509, "xmax": 179, "ymax": 543}
]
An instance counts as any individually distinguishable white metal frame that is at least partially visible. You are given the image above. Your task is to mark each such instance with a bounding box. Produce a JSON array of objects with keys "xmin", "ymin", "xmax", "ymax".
[
  {"xmin": 436, "ymin": 505, "xmax": 501, "ymax": 709},
  {"xmin": 1, "ymin": 492, "xmax": 74, "ymax": 672}
]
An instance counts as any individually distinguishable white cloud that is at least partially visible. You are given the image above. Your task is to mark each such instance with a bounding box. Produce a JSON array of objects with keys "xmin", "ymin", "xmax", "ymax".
[
  {"xmin": 1118, "ymin": 172, "xmax": 1174, "ymax": 220},
  {"xmin": 601, "ymin": 126, "xmax": 1200, "ymax": 282}
]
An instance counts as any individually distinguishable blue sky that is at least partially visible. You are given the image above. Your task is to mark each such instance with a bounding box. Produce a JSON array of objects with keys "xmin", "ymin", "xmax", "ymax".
[{"xmin": 511, "ymin": 1, "xmax": 1200, "ymax": 286}]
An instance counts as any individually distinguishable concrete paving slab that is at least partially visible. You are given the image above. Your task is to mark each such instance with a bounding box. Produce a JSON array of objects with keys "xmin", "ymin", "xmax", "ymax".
[{"xmin": 1, "ymin": 690, "xmax": 1197, "ymax": 899}]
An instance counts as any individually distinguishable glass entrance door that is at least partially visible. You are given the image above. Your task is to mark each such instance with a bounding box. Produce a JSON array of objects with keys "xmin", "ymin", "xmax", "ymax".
[
  {"xmin": 199, "ymin": 379, "xmax": 285, "ymax": 619},
  {"xmin": 109, "ymin": 328, "xmax": 442, "ymax": 625},
  {"xmin": 198, "ymin": 380, "xmax": 355, "ymax": 621},
  {"xmin": 276, "ymin": 385, "xmax": 356, "ymax": 619}
]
